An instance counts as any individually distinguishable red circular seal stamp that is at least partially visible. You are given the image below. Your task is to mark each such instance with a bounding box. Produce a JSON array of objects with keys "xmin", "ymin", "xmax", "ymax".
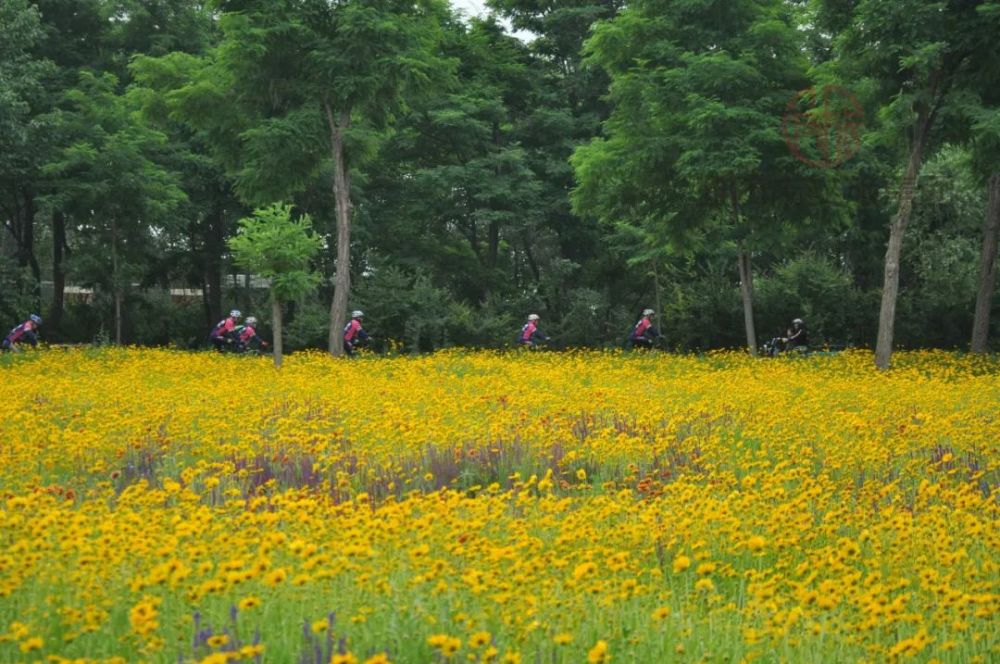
[{"xmin": 782, "ymin": 85, "xmax": 863, "ymax": 168}]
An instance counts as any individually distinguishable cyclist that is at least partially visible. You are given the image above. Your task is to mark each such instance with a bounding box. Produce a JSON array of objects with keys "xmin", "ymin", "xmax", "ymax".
[
  {"xmin": 518, "ymin": 314, "xmax": 550, "ymax": 348},
  {"xmin": 343, "ymin": 310, "xmax": 370, "ymax": 357},
  {"xmin": 208, "ymin": 309, "xmax": 242, "ymax": 352},
  {"xmin": 765, "ymin": 317, "xmax": 809, "ymax": 356},
  {"xmin": 628, "ymin": 309, "xmax": 662, "ymax": 349},
  {"xmin": 233, "ymin": 316, "xmax": 269, "ymax": 354},
  {"xmin": 2, "ymin": 314, "xmax": 42, "ymax": 352},
  {"xmin": 784, "ymin": 318, "xmax": 808, "ymax": 351}
]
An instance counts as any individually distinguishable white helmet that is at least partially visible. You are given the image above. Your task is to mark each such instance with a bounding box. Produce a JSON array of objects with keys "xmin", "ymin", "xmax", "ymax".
[
  {"xmin": 352, "ymin": 310, "xmax": 364, "ymax": 318},
  {"xmin": 245, "ymin": 316, "xmax": 258, "ymax": 327},
  {"xmin": 643, "ymin": 309, "xmax": 655, "ymax": 316},
  {"xmin": 528, "ymin": 314, "xmax": 540, "ymax": 321},
  {"xmin": 792, "ymin": 318, "xmax": 804, "ymax": 326},
  {"xmin": 230, "ymin": 309, "xmax": 242, "ymax": 319}
]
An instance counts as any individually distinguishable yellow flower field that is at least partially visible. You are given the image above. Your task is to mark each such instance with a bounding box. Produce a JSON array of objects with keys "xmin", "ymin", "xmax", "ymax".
[{"xmin": 0, "ymin": 348, "xmax": 997, "ymax": 663}]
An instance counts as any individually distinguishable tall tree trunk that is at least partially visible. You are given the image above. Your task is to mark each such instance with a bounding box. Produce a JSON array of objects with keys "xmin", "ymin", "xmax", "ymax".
[
  {"xmin": 487, "ymin": 222, "xmax": 500, "ymax": 269},
  {"xmin": 521, "ymin": 232, "xmax": 540, "ymax": 282},
  {"xmin": 115, "ymin": 292, "xmax": 123, "ymax": 345},
  {"xmin": 738, "ymin": 247, "xmax": 757, "ymax": 356},
  {"xmin": 652, "ymin": 262, "xmax": 664, "ymax": 326},
  {"xmin": 488, "ymin": 121, "xmax": 502, "ymax": 271},
  {"xmin": 971, "ymin": 173, "xmax": 1000, "ymax": 353},
  {"xmin": 111, "ymin": 219, "xmax": 122, "ymax": 345},
  {"xmin": 272, "ymin": 297, "xmax": 283, "ymax": 368},
  {"xmin": 324, "ymin": 102, "xmax": 352, "ymax": 357},
  {"xmin": 204, "ymin": 208, "xmax": 225, "ymax": 327},
  {"xmin": 730, "ymin": 186, "xmax": 757, "ymax": 355},
  {"xmin": 201, "ymin": 271, "xmax": 212, "ymax": 329},
  {"xmin": 243, "ymin": 270, "xmax": 251, "ymax": 312},
  {"xmin": 6, "ymin": 190, "xmax": 42, "ymax": 305},
  {"xmin": 874, "ymin": 105, "xmax": 936, "ymax": 369},
  {"xmin": 206, "ymin": 265, "xmax": 222, "ymax": 326},
  {"xmin": 49, "ymin": 211, "xmax": 67, "ymax": 332},
  {"xmin": 21, "ymin": 192, "xmax": 41, "ymax": 288}
]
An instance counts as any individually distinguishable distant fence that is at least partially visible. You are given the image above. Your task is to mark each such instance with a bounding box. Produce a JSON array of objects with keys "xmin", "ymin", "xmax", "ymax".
[
  {"xmin": 60, "ymin": 286, "xmax": 205, "ymax": 305},
  {"xmin": 40, "ymin": 276, "xmax": 271, "ymax": 306}
]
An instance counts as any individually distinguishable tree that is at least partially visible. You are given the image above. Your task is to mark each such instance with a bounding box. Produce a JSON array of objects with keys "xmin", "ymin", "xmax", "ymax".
[
  {"xmin": 896, "ymin": 145, "xmax": 985, "ymax": 347},
  {"xmin": 181, "ymin": 0, "xmax": 448, "ymax": 356},
  {"xmin": 228, "ymin": 203, "xmax": 322, "ymax": 367},
  {"xmin": 130, "ymin": 51, "xmax": 246, "ymax": 330},
  {"xmin": 573, "ymin": 0, "xmax": 837, "ymax": 355},
  {"xmin": 823, "ymin": 0, "xmax": 1000, "ymax": 368},
  {"xmin": 363, "ymin": 18, "xmax": 548, "ymax": 302},
  {"xmin": 488, "ymin": 0, "xmax": 622, "ymax": 130},
  {"xmin": 29, "ymin": 0, "xmax": 215, "ymax": 335},
  {"xmin": 0, "ymin": 0, "xmax": 55, "ymax": 302},
  {"xmin": 43, "ymin": 71, "xmax": 186, "ymax": 344},
  {"xmin": 971, "ymin": 171, "xmax": 1000, "ymax": 352},
  {"xmin": 30, "ymin": 0, "xmax": 108, "ymax": 333},
  {"xmin": 968, "ymin": 3, "xmax": 1000, "ymax": 352}
]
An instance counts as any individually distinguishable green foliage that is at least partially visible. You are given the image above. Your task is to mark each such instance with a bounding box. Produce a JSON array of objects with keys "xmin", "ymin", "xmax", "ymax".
[
  {"xmin": 0, "ymin": 258, "xmax": 37, "ymax": 323},
  {"xmin": 574, "ymin": 0, "xmax": 838, "ymax": 238},
  {"xmin": 896, "ymin": 146, "xmax": 990, "ymax": 347},
  {"xmin": 228, "ymin": 203, "xmax": 322, "ymax": 303},
  {"xmin": 0, "ymin": 0, "xmax": 998, "ymax": 354},
  {"xmin": 355, "ymin": 263, "xmax": 459, "ymax": 352},
  {"xmin": 42, "ymin": 71, "xmax": 186, "ymax": 288},
  {"xmin": 0, "ymin": 0, "xmax": 47, "ymax": 147},
  {"xmin": 756, "ymin": 254, "xmax": 868, "ymax": 347},
  {"xmin": 186, "ymin": 0, "xmax": 453, "ymax": 206}
]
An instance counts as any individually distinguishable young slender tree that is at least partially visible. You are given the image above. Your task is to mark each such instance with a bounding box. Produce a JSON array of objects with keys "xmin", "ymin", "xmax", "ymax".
[{"xmin": 228, "ymin": 203, "xmax": 322, "ymax": 367}]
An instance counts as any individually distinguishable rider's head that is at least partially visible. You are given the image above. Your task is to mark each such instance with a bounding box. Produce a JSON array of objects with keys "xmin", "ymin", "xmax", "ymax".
[
  {"xmin": 528, "ymin": 314, "xmax": 540, "ymax": 322},
  {"xmin": 29, "ymin": 314, "xmax": 42, "ymax": 326},
  {"xmin": 245, "ymin": 316, "xmax": 258, "ymax": 327},
  {"xmin": 230, "ymin": 309, "xmax": 242, "ymax": 320},
  {"xmin": 792, "ymin": 318, "xmax": 804, "ymax": 329},
  {"xmin": 642, "ymin": 309, "xmax": 655, "ymax": 318},
  {"xmin": 352, "ymin": 310, "xmax": 364, "ymax": 320}
]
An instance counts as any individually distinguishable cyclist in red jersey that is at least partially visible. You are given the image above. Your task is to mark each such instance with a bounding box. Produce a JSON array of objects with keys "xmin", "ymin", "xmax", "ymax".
[
  {"xmin": 628, "ymin": 309, "xmax": 661, "ymax": 349},
  {"xmin": 2, "ymin": 314, "xmax": 42, "ymax": 352},
  {"xmin": 343, "ymin": 310, "xmax": 370, "ymax": 356}
]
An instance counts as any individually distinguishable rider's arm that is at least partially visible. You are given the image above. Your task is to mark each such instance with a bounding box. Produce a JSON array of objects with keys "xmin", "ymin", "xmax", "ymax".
[
  {"xmin": 25, "ymin": 330, "xmax": 38, "ymax": 347},
  {"xmin": 356, "ymin": 328, "xmax": 370, "ymax": 341}
]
